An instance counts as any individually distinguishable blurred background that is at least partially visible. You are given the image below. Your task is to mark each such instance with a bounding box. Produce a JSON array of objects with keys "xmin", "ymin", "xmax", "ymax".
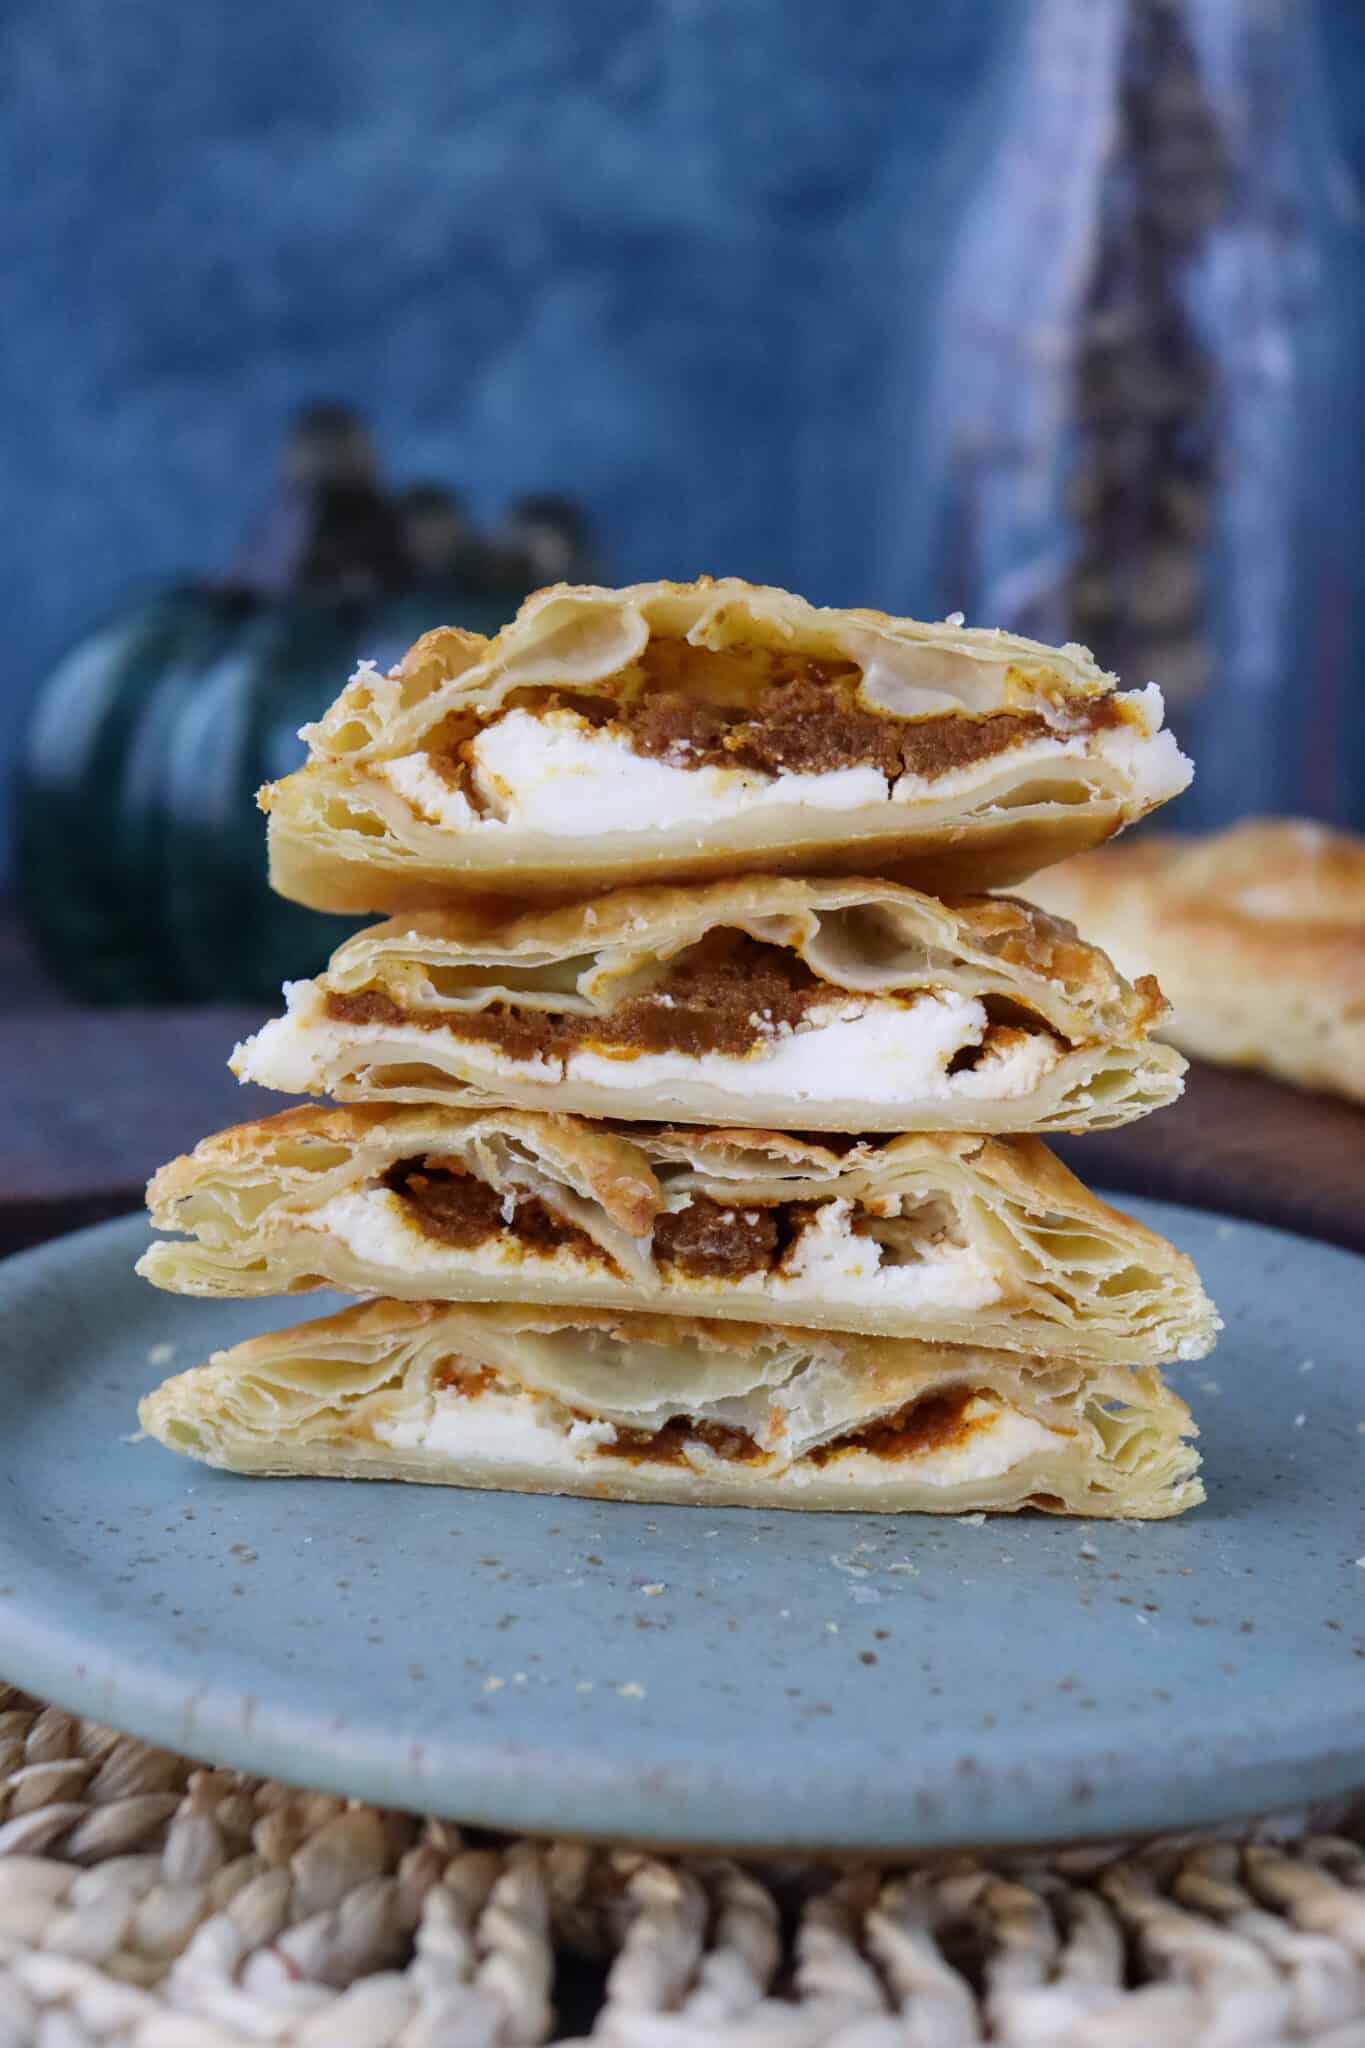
[{"xmin": 4, "ymin": 0, "xmax": 1365, "ymax": 1009}]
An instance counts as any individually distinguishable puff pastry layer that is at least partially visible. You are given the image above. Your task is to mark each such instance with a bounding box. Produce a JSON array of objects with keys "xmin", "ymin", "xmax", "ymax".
[
  {"xmin": 139, "ymin": 1105, "xmax": 1218, "ymax": 1364},
  {"xmin": 1026, "ymin": 820, "xmax": 1365, "ymax": 1104},
  {"xmin": 233, "ymin": 875, "xmax": 1184, "ymax": 1133},
  {"xmin": 139, "ymin": 1299, "xmax": 1203, "ymax": 1518},
  {"xmin": 262, "ymin": 579, "xmax": 1192, "ymax": 907}
]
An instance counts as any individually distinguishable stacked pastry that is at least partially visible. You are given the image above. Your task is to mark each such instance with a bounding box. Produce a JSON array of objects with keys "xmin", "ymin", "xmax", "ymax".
[{"xmin": 139, "ymin": 579, "xmax": 1217, "ymax": 1517}]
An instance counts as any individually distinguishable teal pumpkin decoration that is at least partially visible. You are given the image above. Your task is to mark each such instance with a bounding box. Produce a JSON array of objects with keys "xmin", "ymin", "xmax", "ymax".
[{"xmin": 15, "ymin": 408, "xmax": 583, "ymax": 1005}]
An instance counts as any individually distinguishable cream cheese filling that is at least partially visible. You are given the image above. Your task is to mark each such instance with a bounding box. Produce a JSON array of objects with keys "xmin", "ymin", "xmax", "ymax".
[
  {"xmin": 368, "ymin": 685, "xmax": 1184, "ymax": 840},
  {"xmin": 378, "ymin": 751, "xmax": 481, "ymax": 829},
  {"xmin": 298, "ymin": 1186, "xmax": 1001, "ymax": 1316},
  {"xmin": 235, "ymin": 983, "xmax": 1064, "ymax": 1108},
  {"xmin": 374, "ymin": 1384, "xmax": 1061, "ymax": 1488},
  {"xmin": 468, "ymin": 710, "xmax": 889, "ymax": 832},
  {"xmin": 305, "ymin": 1189, "xmax": 613, "ymax": 1284},
  {"xmin": 759, "ymin": 1199, "xmax": 998, "ymax": 1313}
]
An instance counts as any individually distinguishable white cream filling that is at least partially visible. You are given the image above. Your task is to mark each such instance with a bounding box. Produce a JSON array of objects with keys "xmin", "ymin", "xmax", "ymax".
[
  {"xmin": 561, "ymin": 992, "xmax": 1053, "ymax": 1106},
  {"xmin": 235, "ymin": 983, "xmax": 1064, "ymax": 1108},
  {"xmin": 760, "ymin": 1199, "xmax": 999, "ymax": 1314},
  {"xmin": 375, "ymin": 1386, "xmax": 1060, "ymax": 1489},
  {"xmin": 782, "ymin": 1401, "xmax": 1061, "ymax": 1488},
  {"xmin": 378, "ymin": 752, "xmax": 480, "ymax": 829},
  {"xmin": 368, "ymin": 687, "xmax": 1184, "ymax": 840},
  {"xmin": 469, "ymin": 711, "xmax": 888, "ymax": 833},
  {"xmin": 295, "ymin": 1186, "xmax": 999, "ymax": 1318},
  {"xmin": 379, "ymin": 1388, "xmax": 572, "ymax": 1464},
  {"xmin": 304, "ymin": 1189, "xmax": 611, "ymax": 1282},
  {"xmin": 1089, "ymin": 685, "xmax": 1190, "ymax": 802}
]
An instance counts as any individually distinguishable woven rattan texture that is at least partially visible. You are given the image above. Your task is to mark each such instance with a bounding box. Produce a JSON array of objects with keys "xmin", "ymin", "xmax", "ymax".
[{"xmin": 2, "ymin": 1687, "xmax": 1365, "ymax": 2045}]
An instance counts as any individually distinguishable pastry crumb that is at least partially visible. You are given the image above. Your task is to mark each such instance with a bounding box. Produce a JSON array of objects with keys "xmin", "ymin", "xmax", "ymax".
[
  {"xmin": 640, "ymin": 1583, "xmax": 666, "ymax": 1597},
  {"xmin": 956, "ymin": 1513, "xmax": 986, "ymax": 1528},
  {"xmin": 617, "ymin": 1681, "xmax": 647, "ymax": 1700},
  {"xmin": 146, "ymin": 1343, "xmax": 176, "ymax": 1366},
  {"xmin": 483, "ymin": 1675, "xmax": 505, "ymax": 1694},
  {"xmin": 1294, "ymin": 1414, "xmax": 1307, "ymax": 1428}
]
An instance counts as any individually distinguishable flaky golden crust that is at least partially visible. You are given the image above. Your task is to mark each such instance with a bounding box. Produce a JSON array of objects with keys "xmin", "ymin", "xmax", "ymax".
[
  {"xmin": 232, "ymin": 873, "xmax": 1183, "ymax": 1135},
  {"xmin": 138, "ymin": 1295, "xmax": 1203, "ymax": 1518},
  {"xmin": 303, "ymin": 578, "xmax": 1123, "ymax": 764},
  {"xmin": 265, "ymin": 775, "xmax": 1160, "ymax": 908},
  {"xmin": 138, "ymin": 1104, "xmax": 1218, "ymax": 1365},
  {"xmin": 145, "ymin": 1100, "xmax": 663, "ymax": 1239},
  {"xmin": 1027, "ymin": 820, "xmax": 1365, "ymax": 1102},
  {"xmin": 259, "ymin": 578, "xmax": 1190, "ymax": 909},
  {"xmin": 325, "ymin": 875, "xmax": 1168, "ymax": 1040}
]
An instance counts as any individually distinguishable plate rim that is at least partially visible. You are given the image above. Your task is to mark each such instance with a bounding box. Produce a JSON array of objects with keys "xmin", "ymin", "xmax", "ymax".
[{"xmin": 2, "ymin": 1203, "xmax": 1363, "ymax": 1851}]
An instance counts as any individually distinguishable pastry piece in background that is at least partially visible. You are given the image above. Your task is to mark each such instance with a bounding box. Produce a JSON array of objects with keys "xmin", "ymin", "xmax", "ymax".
[
  {"xmin": 139, "ymin": 1298, "xmax": 1203, "ymax": 1519},
  {"xmin": 233, "ymin": 876, "xmax": 1185, "ymax": 1134},
  {"xmin": 1026, "ymin": 820, "xmax": 1365, "ymax": 1104},
  {"xmin": 138, "ymin": 1105, "xmax": 1218, "ymax": 1365},
  {"xmin": 262, "ymin": 578, "xmax": 1192, "ymax": 909}
]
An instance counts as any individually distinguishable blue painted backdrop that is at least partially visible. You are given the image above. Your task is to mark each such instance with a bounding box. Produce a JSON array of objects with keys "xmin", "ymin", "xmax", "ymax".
[{"xmin": 4, "ymin": 0, "xmax": 1364, "ymax": 877}]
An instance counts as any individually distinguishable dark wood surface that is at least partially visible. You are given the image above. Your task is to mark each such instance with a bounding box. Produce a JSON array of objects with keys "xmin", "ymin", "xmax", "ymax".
[
  {"xmin": 0, "ymin": 1008, "xmax": 285, "ymax": 1255},
  {"xmin": 1051, "ymin": 1064, "xmax": 1365, "ymax": 1257},
  {"xmin": 0, "ymin": 1007, "xmax": 1362, "ymax": 1260}
]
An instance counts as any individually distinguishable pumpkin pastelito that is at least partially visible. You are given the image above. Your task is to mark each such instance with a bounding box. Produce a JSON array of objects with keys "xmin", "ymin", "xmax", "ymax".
[
  {"xmin": 139, "ymin": 1297, "xmax": 1203, "ymax": 1519},
  {"xmin": 232, "ymin": 873, "xmax": 1184, "ymax": 1134},
  {"xmin": 138, "ymin": 1104, "xmax": 1218, "ymax": 1366},
  {"xmin": 1026, "ymin": 819, "xmax": 1365, "ymax": 1105},
  {"xmin": 261, "ymin": 577, "xmax": 1193, "ymax": 911}
]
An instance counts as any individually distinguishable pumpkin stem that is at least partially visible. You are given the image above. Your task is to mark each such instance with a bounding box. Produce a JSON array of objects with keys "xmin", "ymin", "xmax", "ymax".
[
  {"xmin": 485, "ymin": 491, "xmax": 601, "ymax": 591},
  {"xmin": 397, "ymin": 483, "xmax": 485, "ymax": 584},
  {"xmin": 228, "ymin": 402, "xmax": 411, "ymax": 599}
]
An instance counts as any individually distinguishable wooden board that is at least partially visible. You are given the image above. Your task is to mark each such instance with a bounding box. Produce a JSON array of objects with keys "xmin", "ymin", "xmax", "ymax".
[
  {"xmin": 0, "ymin": 1009, "xmax": 282, "ymax": 1256},
  {"xmin": 1051, "ymin": 1062, "xmax": 1365, "ymax": 1259},
  {"xmin": 2, "ymin": 1009, "xmax": 1362, "ymax": 1258}
]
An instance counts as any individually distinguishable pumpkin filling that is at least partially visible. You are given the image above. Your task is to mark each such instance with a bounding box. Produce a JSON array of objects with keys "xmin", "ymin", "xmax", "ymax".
[
  {"xmin": 381, "ymin": 1160, "xmax": 963, "ymax": 1287},
  {"xmin": 605, "ymin": 1416, "xmax": 767, "ymax": 1466},
  {"xmin": 432, "ymin": 1362, "xmax": 498, "ymax": 1398},
  {"xmin": 322, "ymin": 928, "xmax": 1061, "ymax": 1077},
  {"xmin": 650, "ymin": 1197, "xmax": 781, "ymax": 1280},
  {"xmin": 806, "ymin": 1385, "xmax": 982, "ymax": 1465},
  {"xmin": 380, "ymin": 1159, "xmax": 614, "ymax": 1268},
  {"xmin": 599, "ymin": 1383, "xmax": 985, "ymax": 1470},
  {"xmin": 423, "ymin": 1365, "xmax": 991, "ymax": 1471},
  {"xmin": 428, "ymin": 641, "xmax": 1131, "ymax": 796},
  {"xmin": 327, "ymin": 928, "xmax": 840, "ymax": 1061}
]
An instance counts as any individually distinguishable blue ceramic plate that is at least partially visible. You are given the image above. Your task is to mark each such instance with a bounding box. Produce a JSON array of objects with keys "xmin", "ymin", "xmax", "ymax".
[{"xmin": 1, "ymin": 1204, "xmax": 1362, "ymax": 1851}]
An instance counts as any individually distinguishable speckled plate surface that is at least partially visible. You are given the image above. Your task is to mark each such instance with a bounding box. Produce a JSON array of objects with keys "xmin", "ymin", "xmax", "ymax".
[{"xmin": 1, "ymin": 1203, "xmax": 1362, "ymax": 1852}]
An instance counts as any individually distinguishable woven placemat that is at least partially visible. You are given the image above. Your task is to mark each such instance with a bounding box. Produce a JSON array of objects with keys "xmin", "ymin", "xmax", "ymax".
[{"xmin": 3, "ymin": 1687, "xmax": 1365, "ymax": 2045}]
